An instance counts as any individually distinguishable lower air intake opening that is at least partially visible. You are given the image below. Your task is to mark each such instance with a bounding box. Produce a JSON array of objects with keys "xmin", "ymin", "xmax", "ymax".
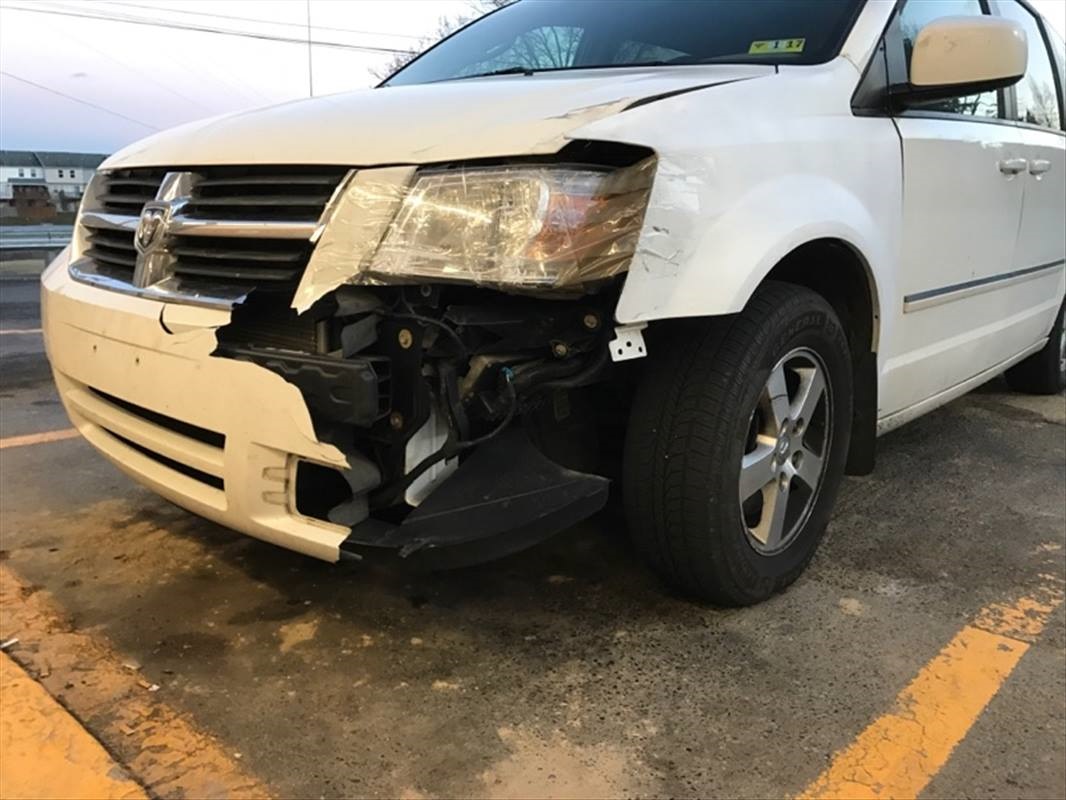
[{"xmin": 295, "ymin": 461, "xmax": 353, "ymax": 523}]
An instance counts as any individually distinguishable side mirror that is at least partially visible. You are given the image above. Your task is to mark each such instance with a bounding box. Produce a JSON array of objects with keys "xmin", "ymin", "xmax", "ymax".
[{"xmin": 896, "ymin": 15, "xmax": 1027, "ymax": 105}]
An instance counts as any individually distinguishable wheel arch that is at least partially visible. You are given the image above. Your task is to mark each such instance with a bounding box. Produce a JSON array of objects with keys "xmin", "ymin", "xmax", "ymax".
[{"xmin": 761, "ymin": 237, "xmax": 881, "ymax": 475}]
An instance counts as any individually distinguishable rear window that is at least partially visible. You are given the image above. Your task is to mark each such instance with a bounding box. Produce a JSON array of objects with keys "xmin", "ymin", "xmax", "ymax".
[{"xmin": 386, "ymin": 0, "xmax": 863, "ymax": 86}]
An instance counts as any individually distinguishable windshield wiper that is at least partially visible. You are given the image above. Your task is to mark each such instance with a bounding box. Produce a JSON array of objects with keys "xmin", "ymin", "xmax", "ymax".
[{"xmin": 454, "ymin": 65, "xmax": 536, "ymax": 80}]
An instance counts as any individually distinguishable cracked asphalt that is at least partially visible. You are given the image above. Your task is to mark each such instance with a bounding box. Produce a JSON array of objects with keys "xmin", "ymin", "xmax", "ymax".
[{"xmin": 1, "ymin": 274, "xmax": 1064, "ymax": 799}]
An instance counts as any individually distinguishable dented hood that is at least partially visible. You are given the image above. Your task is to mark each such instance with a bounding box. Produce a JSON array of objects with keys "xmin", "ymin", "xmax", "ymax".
[{"xmin": 105, "ymin": 65, "xmax": 773, "ymax": 169}]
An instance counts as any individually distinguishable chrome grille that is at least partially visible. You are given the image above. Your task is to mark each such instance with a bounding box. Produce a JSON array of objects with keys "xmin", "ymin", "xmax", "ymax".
[
  {"xmin": 74, "ymin": 165, "xmax": 350, "ymax": 307},
  {"xmin": 170, "ymin": 235, "xmax": 310, "ymax": 285},
  {"xmin": 96, "ymin": 168, "xmax": 167, "ymax": 214},
  {"xmin": 84, "ymin": 225, "xmax": 138, "ymax": 280},
  {"xmin": 183, "ymin": 167, "xmax": 346, "ymax": 221}
]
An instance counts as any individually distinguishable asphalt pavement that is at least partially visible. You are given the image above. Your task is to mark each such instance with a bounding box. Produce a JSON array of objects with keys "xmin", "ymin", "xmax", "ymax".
[{"xmin": 0, "ymin": 273, "xmax": 1063, "ymax": 799}]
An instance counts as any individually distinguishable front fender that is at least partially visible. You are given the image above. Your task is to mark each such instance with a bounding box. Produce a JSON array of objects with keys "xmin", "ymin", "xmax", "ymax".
[{"xmin": 616, "ymin": 169, "xmax": 892, "ymax": 325}]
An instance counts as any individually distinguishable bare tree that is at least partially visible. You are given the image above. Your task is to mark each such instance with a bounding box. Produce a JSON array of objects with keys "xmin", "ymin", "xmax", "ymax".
[{"xmin": 371, "ymin": 0, "xmax": 514, "ymax": 82}]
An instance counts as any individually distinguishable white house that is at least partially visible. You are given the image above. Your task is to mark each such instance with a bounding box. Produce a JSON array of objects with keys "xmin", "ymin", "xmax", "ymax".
[{"xmin": 0, "ymin": 150, "xmax": 107, "ymax": 217}]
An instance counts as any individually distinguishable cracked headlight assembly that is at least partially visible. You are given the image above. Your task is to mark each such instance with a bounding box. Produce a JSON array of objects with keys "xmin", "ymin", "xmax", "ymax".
[{"xmin": 367, "ymin": 157, "xmax": 655, "ymax": 290}]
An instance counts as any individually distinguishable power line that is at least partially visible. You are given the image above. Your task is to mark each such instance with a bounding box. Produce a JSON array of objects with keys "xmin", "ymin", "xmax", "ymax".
[
  {"xmin": 38, "ymin": 1, "xmax": 273, "ymax": 103},
  {"xmin": 56, "ymin": 23, "xmax": 216, "ymax": 114},
  {"xmin": 0, "ymin": 70, "xmax": 160, "ymax": 131},
  {"xmin": 306, "ymin": 0, "xmax": 314, "ymax": 98},
  {"xmin": 93, "ymin": 0, "xmax": 423, "ymax": 41},
  {"xmin": 3, "ymin": 4, "xmax": 411, "ymax": 54}
]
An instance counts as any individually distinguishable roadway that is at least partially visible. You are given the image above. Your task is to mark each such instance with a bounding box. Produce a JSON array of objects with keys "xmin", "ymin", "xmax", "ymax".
[{"xmin": 0, "ymin": 272, "xmax": 1063, "ymax": 799}]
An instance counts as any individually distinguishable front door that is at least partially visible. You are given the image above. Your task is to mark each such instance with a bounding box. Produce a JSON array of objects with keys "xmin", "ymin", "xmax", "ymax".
[{"xmin": 880, "ymin": 0, "xmax": 1030, "ymax": 415}]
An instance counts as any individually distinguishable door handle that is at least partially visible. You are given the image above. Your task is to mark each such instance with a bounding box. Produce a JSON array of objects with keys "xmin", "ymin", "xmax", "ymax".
[
  {"xmin": 998, "ymin": 158, "xmax": 1028, "ymax": 175},
  {"xmin": 1029, "ymin": 159, "xmax": 1052, "ymax": 176}
]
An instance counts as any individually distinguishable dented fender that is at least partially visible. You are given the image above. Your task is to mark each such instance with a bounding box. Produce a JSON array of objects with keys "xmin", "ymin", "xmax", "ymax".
[{"xmin": 568, "ymin": 58, "xmax": 899, "ymax": 338}]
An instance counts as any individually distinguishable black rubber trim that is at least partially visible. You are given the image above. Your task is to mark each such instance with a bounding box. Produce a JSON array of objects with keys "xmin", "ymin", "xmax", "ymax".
[
  {"xmin": 103, "ymin": 429, "xmax": 225, "ymax": 491},
  {"xmin": 89, "ymin": 387, "xmax": 226, "ymax": 449},
  {"xmin": 904, "ymin": 259, "xmax": 1065, "ymax": 305},
  {"xmin": 624, "ymin": 79, "xmax": 747, "ymax": 111}
]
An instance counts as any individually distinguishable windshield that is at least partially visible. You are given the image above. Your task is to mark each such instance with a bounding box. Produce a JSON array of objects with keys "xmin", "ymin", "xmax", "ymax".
[{"xmin": 386, "ymin": 0, "xmax": 863, "ymax": 86}]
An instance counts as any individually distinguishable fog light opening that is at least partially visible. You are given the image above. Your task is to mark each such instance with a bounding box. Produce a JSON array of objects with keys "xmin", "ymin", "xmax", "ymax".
[{"xmin": 295, "ymin": 460, "xmax": 352, "ymax": 522}]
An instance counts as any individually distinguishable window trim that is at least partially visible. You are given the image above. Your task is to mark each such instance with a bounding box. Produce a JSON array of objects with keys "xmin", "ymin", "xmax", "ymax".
[{"xmin": 990, "ymin": 0, "xmax": 1065, "ymax": 132}]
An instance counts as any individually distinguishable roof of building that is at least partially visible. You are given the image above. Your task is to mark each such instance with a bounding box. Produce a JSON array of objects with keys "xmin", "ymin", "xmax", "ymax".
[
  {"xmin": 0, "ymin": 151, "xmax": 41, "ymax": 168},
  {"xmin": 0, "ymin": 150, "xmax": 108, "ymax": 169},
  {"xmin": 35, "ymin": 151, "xmax": 108, "ymax": 168}
]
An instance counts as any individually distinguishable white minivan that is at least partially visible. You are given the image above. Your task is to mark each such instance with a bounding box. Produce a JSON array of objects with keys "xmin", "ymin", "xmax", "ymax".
[{"xmin": 43, "ymin": 0, "xmax": 1065, "ymax": 604}]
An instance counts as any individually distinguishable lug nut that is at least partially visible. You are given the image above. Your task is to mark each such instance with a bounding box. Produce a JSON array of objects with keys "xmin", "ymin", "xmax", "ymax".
[
  {"xmin": 582, "ymin": 313, "xmax": 600, "ymax": 330},
  {"xmin": 389, "ymin": 412, "xmax": 404, "ymax": 430},
  {"xmin": 397, "ymin": 328, "xmax": 413, "ymax": 349}
]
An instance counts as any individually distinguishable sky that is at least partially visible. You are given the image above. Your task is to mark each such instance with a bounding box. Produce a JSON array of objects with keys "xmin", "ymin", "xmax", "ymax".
[
  {"xmin": 1, "ymin": 0, "xmax": 1064, "ymax": 156},
  {"xmin": 0, "ymin": 0, "xmax": 472, "ymax": 153}
]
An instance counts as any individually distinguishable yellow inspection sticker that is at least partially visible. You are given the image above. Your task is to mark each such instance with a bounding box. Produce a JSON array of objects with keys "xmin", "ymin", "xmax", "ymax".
[{"xmin": 749, "ymin": 38, "xmax": 806, "ymax": 55}]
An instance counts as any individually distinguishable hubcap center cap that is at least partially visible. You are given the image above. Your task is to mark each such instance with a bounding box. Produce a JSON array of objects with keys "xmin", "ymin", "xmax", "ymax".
[{"xmin": 776, "ymin": 434, "xmax": 791, "ymax": 459}]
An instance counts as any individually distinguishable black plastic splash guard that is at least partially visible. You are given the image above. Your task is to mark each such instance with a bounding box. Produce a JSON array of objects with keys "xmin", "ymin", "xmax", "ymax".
[{"xmin": 340, "ymin": 428, "xmax": 609, "ymax": 569}]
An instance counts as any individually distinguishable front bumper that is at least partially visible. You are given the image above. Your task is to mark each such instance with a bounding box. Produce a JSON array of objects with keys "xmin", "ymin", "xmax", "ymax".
[
  {"xmin": 42, "ymin": 250, "xmax": 610, "ymax": 565},
  {"xmin": 43, "ymin": 248, "xmax": 353, "ymax": 561}
]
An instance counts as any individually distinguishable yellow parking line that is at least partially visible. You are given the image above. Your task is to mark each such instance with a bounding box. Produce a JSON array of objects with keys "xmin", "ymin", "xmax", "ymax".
[
  {"xmin": 0, "ymin": 652, "xmax": 148, "ymax": 800},
  {"xmin": 0, "ymin": 428, "xmax": 79, "ymax": 450},
  {"xmin": 0, "ymin": 567, "xmax": 273, "ymax": 799},
  {"xmin": 0, "ymin": 328, "xmax": 42, "ymax": 335},
  {"xmin": 798, "ymin": 581, "xmax": 1064, "ymax": 800}
]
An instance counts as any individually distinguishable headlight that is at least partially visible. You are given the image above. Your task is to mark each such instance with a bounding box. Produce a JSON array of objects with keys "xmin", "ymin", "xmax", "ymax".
[{"xmin": 365, "ymin": 158, "xmax": 655, "ymax": 290}]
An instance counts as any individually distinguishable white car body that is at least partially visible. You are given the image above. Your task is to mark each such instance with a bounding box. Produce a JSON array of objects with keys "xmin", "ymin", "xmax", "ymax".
[{"xmin": 42, "ymin": 0, "xmax": 1065, "ymax": 567}]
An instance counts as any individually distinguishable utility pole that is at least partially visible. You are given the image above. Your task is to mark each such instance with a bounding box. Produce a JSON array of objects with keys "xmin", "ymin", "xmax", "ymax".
[{"xmin": 306, "ymin": 0, "xmax": 314, "ymax": 97}]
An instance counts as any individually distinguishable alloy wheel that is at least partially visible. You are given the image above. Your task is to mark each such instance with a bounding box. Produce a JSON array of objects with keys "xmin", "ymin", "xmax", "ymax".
[{"xmin": 739, "ymin": 347, "xmax": 832, "ymax": 555}]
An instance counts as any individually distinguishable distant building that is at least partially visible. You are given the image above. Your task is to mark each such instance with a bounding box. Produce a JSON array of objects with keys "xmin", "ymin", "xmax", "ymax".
[{"xmin": 0, "ymin": 150, "xmax": 108, "ymax": 220}]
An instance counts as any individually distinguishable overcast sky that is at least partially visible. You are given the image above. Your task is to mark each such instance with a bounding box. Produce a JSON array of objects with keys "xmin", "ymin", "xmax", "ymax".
[
  {"xmin": 1, "ymin": 0, "xmax": 1064, "ymax": 156},
  {"xmin": 0, "ymin": 0, "xmax": 472, "ymax": 153}
]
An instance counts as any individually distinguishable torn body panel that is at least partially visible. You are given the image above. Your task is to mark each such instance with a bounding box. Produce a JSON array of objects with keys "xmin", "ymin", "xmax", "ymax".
[
  {"xmin": 42, "ymin": 249, "xmax": 352, "ymax": 561},
  {"xmin": 43, "ymin": 245, "xmax": 622, "ymax": 566}
]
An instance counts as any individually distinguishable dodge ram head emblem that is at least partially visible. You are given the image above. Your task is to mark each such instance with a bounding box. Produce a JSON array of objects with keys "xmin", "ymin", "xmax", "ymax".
[{"xmin": 135, "ymin": 202, "xmax": 170, "ymax": 254}]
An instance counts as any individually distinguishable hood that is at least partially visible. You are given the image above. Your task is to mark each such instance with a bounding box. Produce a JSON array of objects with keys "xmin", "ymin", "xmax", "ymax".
[{"xmin": 105, "ymin": 65, "xmax": 773, "ymax": 170}]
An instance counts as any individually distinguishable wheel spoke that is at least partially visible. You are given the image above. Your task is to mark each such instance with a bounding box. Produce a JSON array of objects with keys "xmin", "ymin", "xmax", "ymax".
[
  {"xmin": 764, "ymin": 365, "xmax": 791, "ymax": 429},
  {"xmin": 740, "ymin": 437, "xmax": 777, "ymax": 502},
  {"xmin": 792, "ymin": 447, "xmax": 824, "ymax": 491},
  {"xmin": 791, "ymin": 366, "xmax": 826, "ymax": 424},
  {"xmin": 752, "ymin": 479, "xmax": 790, "ymax": 549}
]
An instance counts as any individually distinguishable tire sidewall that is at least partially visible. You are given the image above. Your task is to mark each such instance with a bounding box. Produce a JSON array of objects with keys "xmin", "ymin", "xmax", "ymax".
[{"xmin": 708, "ymin": 300, "xmax": 853, "ymax": 599}]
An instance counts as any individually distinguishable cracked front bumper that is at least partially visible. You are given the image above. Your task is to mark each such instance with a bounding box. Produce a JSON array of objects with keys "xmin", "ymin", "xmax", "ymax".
[{"xmin": 42, "ymin": 249, "xmax": 353, "ymax": 562}]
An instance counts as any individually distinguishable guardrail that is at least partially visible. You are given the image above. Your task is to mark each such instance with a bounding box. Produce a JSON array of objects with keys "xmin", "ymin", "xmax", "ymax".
[{"xmin": 0, "ymin": 229, "xmax": 73, "ymax": 250}]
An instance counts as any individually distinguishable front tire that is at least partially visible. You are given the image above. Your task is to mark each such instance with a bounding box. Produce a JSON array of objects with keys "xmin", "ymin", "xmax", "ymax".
[
  {"xmin": 623, "ymin": 282, "xmax": 853, "ymax": 605},
  {"xmin": 1004, "ymin": 300, "xmax": 1065, "ymax": 395}
]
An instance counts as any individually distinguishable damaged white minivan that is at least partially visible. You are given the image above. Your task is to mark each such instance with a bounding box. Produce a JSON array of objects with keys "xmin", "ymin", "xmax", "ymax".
[{"xmin": 43, "ymin": 0, "xmax": 1065, "ymax": 604}]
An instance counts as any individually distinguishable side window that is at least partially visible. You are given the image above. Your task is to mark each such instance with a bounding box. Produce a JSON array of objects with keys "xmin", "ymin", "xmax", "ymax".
[
  {"xmin": 897, "ymin": 0, "xmax": 1000, "ymax": 118},
  {"xmin": 994, "ymin": 0, "xmax": 1062, "ymax": 129},
  {"xmin": 456, "ymin": 26, "xmax": 583, "ymax": 76}
]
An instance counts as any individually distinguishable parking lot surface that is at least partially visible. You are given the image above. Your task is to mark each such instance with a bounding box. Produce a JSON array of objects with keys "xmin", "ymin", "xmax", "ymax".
[{"xmin": 1, "ymin": 273, "xmax": 1064, "ymax": 799}]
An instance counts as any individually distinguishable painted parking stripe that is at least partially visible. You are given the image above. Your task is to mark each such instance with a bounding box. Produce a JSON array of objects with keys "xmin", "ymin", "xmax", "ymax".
[
  {"xmin": 0, "ymin": 428, "xmax": 79, "ymax": 449},
  {"xmin": 0, "ymin": 567, "xmax": 273, "ymax": 799},
  {"xmin": 798, "ymin": 580, "xmax": 1064, "ymax": 800},
  {"xmin": 0, "ymin": 328, "xmax": 42, "ymax": 335},
  {"xmin": 1, "ymin": 652, "xmax": 148, "ymax": 800}
]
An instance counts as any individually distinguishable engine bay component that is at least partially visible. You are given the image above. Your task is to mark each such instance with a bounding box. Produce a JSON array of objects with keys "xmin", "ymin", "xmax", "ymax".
[{"xmin": 213, "ymin": 279, "xmax": 628, "ymax": 564}]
